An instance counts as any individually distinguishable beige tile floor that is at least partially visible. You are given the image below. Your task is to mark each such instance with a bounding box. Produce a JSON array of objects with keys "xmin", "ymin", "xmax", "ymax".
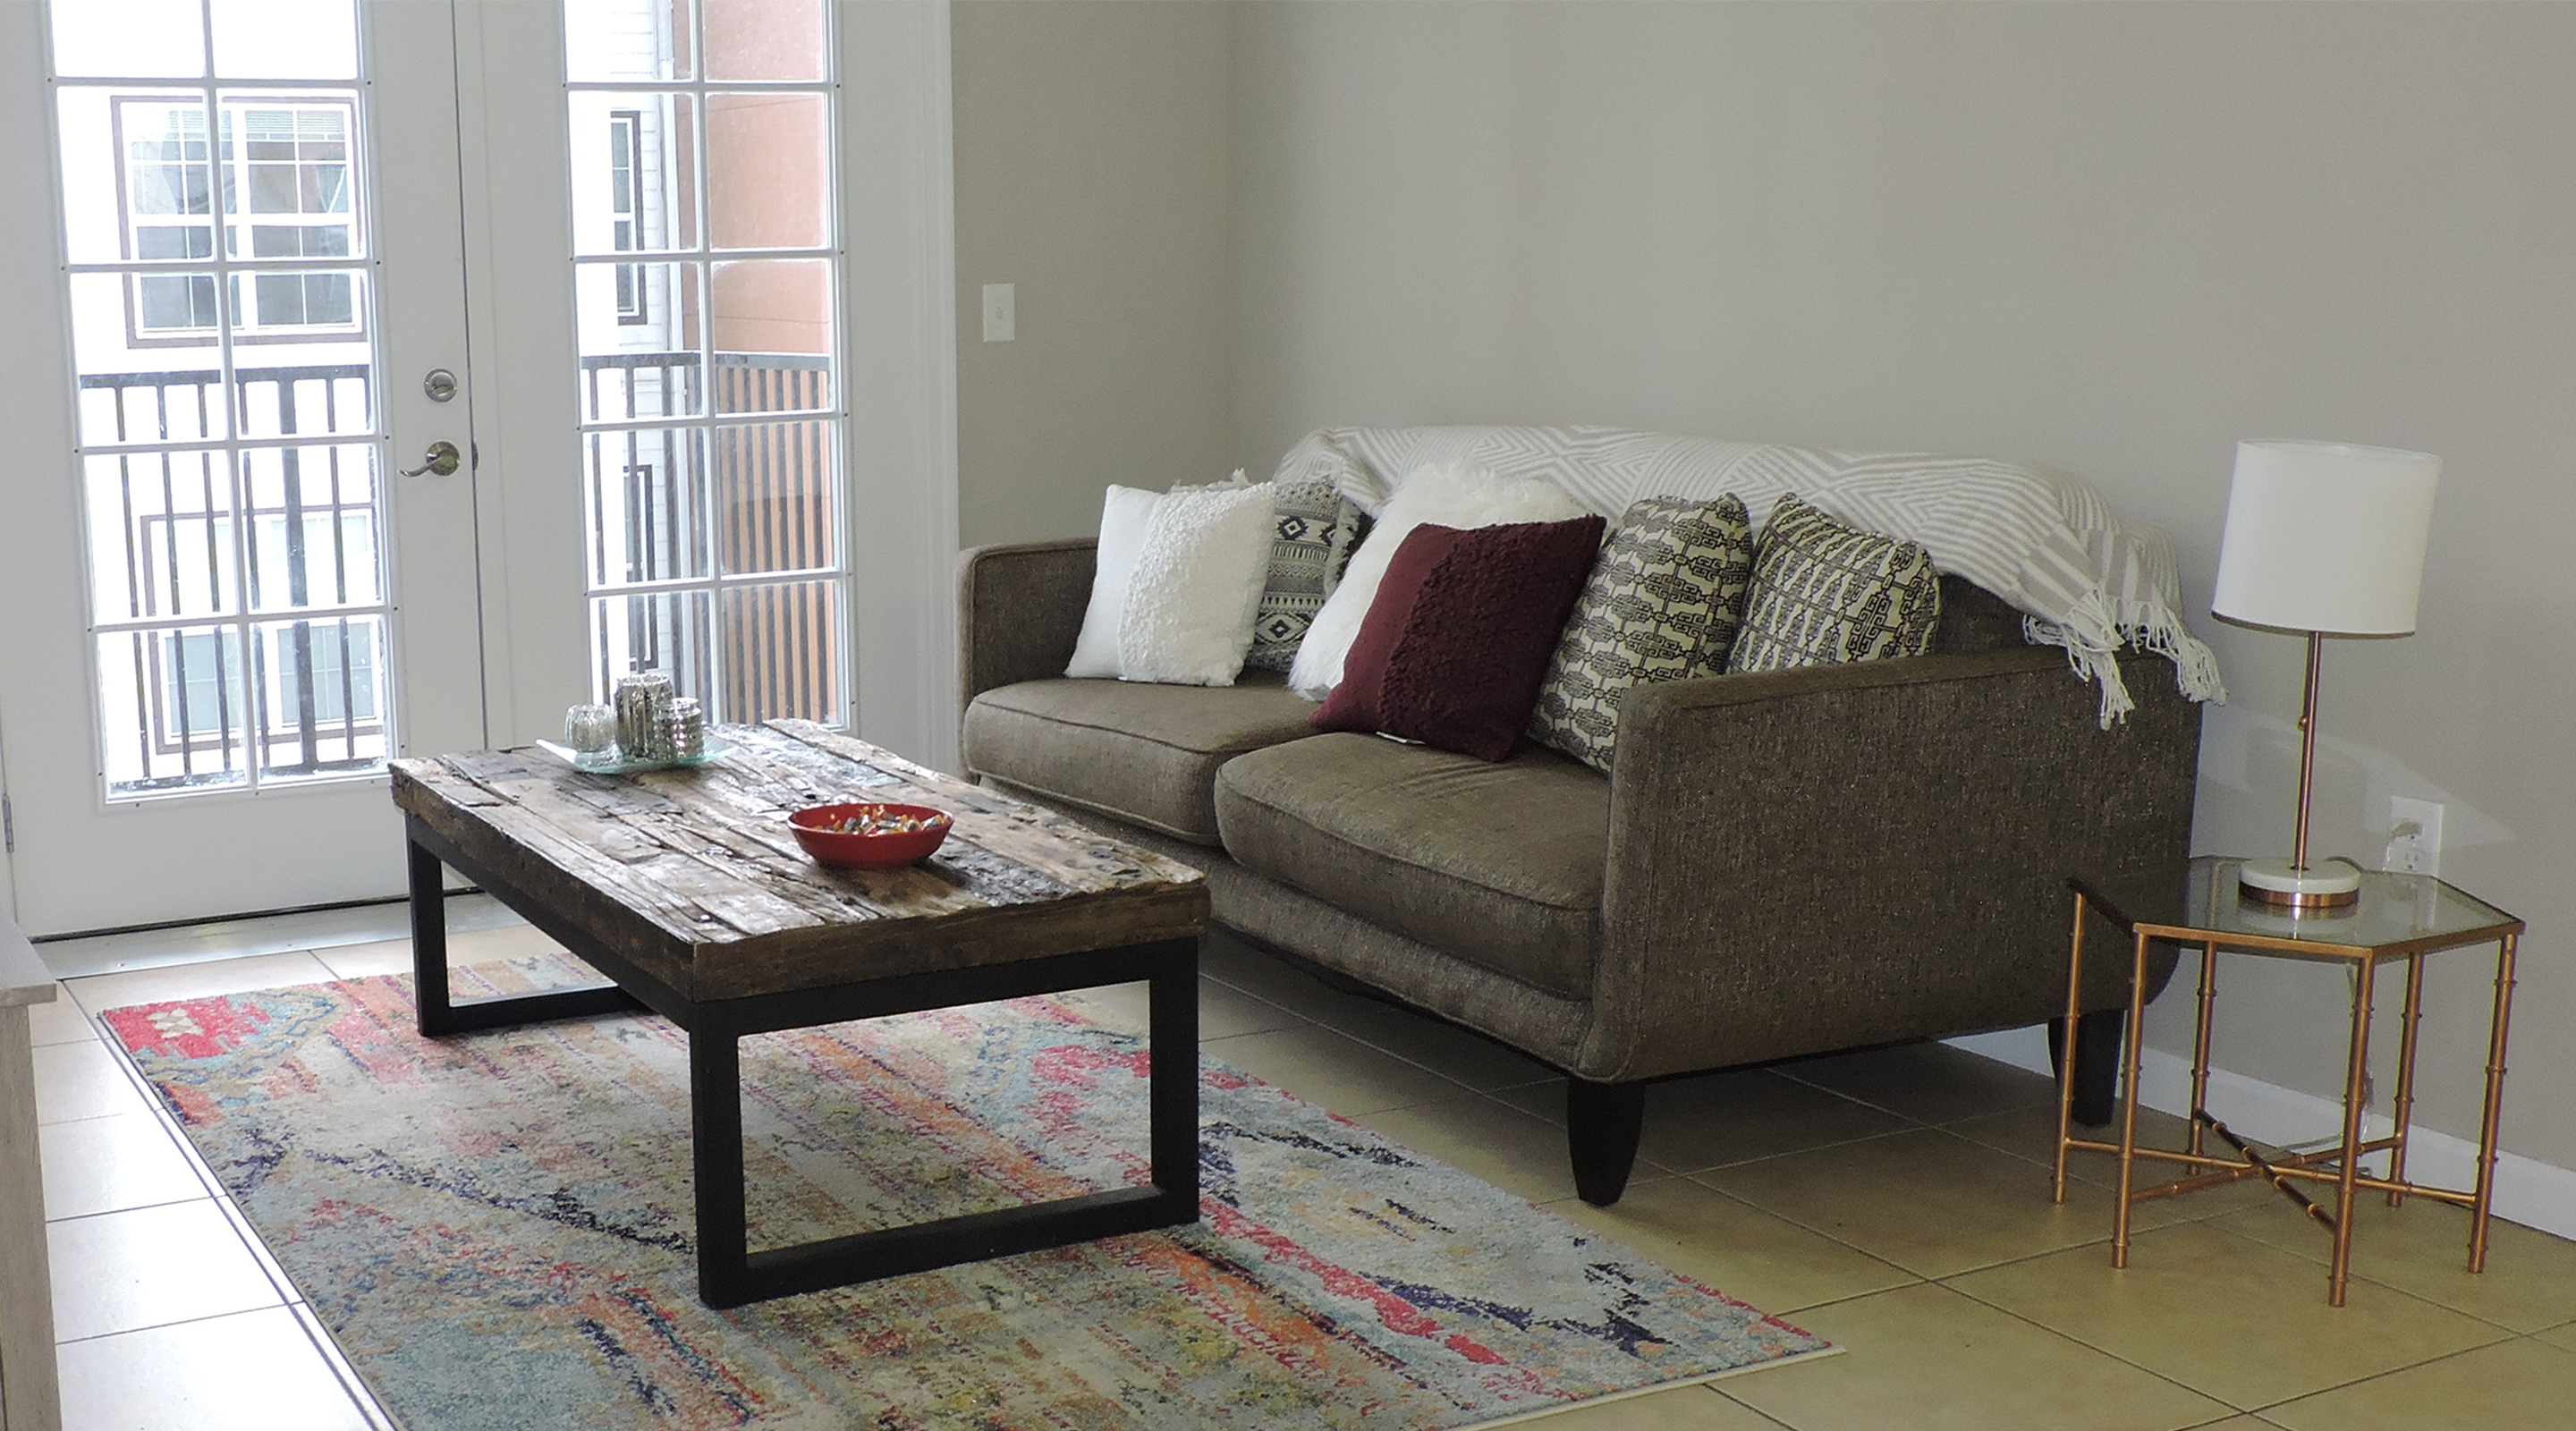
[{"xmin": 30, "ymin": 917, "xmax": 2576, "ymax": 1430}]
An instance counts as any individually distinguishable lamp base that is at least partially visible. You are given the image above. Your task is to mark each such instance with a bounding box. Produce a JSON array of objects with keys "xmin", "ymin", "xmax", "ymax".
[{"xmin": 2238, "ymin": 856, "xmax": 2363, "ymax": 910}]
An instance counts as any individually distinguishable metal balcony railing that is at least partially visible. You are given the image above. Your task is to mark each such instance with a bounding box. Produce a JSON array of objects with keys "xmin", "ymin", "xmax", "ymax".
[
  {"xmin": 579, "ymin": 350, "xmax": 839, "ymax": 726},
  {"xmin": 75, "ymin": 349, "xmax": 839, "ymax": 793},
  {"xmin": 79, "ymin": 361, "xmax": 381, "ymax": 791}
]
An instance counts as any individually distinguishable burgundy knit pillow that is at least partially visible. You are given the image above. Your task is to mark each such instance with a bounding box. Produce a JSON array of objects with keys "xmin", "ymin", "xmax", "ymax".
[{"xmin": 1311, "ymin": 516, "xmax": 1607, "ymax": 761}]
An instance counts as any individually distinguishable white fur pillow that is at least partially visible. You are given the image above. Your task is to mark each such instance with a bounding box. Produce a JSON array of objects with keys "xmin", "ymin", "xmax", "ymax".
[
  {"xmin": 1115, "ymin": 482, "xmax": 1276, "ymax": 685},
  {"xmin": 1286, "ymin": 462, "xmax": 1592, "ymax": 699}
]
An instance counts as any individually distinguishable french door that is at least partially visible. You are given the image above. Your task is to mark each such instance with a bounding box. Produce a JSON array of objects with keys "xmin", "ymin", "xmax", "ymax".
[
  {"xmin": 0, "ymin": 1, "xmax": 491, "ymax": 936},
  {"xmin": 0, "ymin": 0, "xmax": 932, "ymax": 938}
]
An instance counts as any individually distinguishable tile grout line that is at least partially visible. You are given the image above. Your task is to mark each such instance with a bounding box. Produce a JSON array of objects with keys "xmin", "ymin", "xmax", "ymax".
[
  {"xmin": 2182, "ymin": 1208, "xmax": 2553, "ymax": 1338},
  {"xmin": 1706, "ymin": 1382, "xmax": 1804, "ymax": 1429},
  {"xmin": 2229, "ymin": 1332, "xmax": 2537, "ymax": 1418},
  {"xmin": 1920, "ymin": 1273, "xmax": 2259, "ymax": 1417},
  {"xmin": 1660, "ymin": 1123, "xmax": 1934, "ymax": 1181},
  {"xmin": 1933, "ymin": 1233, "xmax": 2526, "ymax": 1418},
  {"xmin": 49, "ymin": 1300, "xmax": 304, "ymax": 1349}
]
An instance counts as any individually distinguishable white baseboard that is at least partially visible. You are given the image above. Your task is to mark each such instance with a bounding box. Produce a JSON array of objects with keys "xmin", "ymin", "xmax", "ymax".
[{"xmin": 1943, "ymin": 1028, "xmax": 2576, "ymax": 1243}]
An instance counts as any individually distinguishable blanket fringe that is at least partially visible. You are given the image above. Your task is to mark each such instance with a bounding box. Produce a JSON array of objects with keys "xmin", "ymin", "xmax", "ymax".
[
  {"xmin": 2122, "ymin": 599, "xmax": 2229, "ymax": 707},
  {"xmin": 2023, "ymin": 603, "xmax": 2228, "ymax": 731},
  {"xmin": 2024, "ymin": 617, "xmax": 2136, "ymax": 730}
]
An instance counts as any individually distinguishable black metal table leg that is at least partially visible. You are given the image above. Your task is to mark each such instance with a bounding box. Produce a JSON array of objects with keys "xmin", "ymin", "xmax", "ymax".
[
  {"xmin": 408, "ymin": 832, "xmax": 455, "ymax": 1033},
  {"xmin": 692, "ymin": 937, "xmax": 1205, "ymax": 1308},
  {"xmin": 1147, "ymin": 940, "xmax": 1201, "ymax": 1214},
  {"xmin": 691, "ymin": 1028, "xmax": 753, "ymax": 1308},
  {"xmin": 405, "ymin": 818, "xmax": 647, "ymax": 1037}
]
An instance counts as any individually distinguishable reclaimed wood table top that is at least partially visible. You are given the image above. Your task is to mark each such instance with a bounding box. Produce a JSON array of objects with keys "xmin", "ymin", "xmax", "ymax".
[{"xmin": 390, "ymin": 720, "xmax": 1208, "ymax": 1002}]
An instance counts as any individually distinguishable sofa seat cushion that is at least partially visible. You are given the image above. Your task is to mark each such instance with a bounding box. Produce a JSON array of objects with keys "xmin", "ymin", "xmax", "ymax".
[
  {"xmin": 1214, "ymin": 733, "xmax": 1607, "ymax": 998},
  {"xmin": 963, "ymin": 672, "xmax": 1320, "ymax": 844}
]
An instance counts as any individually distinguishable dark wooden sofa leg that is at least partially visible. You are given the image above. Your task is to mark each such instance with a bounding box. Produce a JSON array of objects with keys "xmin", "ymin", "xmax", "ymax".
[
  {"xmin": 1567, "ymin": 1079, "xmax": 1647, "ymax": 1207},
  {"xmin": 2048, "ymin": 1007, "xmax": 2126, "ymax": 1128}
]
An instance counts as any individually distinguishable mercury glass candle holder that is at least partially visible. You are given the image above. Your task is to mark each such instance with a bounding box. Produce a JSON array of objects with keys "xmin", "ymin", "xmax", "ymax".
[
  {"xmin": 564, "ymin": 703, "xmax": 617, "ymax": 757},
  {"xmin": 665, "ymin": 697, "xmax": 706, "ymax": 760}
]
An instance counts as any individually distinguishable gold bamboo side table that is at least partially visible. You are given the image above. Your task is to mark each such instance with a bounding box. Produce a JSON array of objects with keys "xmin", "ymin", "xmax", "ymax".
[{"xmin": 2055, "ymin": 856, "xmax": 2523, "ymax": 1306}]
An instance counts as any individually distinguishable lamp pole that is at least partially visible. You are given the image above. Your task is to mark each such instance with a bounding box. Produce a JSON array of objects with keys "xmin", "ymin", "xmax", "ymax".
[{"xmin": 2292, "ymin": 630, "xmax": 2324, "ymax": 875}]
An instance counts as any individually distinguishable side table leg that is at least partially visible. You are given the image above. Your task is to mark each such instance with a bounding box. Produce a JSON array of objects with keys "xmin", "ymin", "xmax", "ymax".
[
  {"xmin": 1148, "ymin": 940, "xmax": 1202, "ymax": 1217},
  {"xmin": 2052, "ymin": 893, "xmax": 2088, "ymax": 1204},
  {"xmin": 2329, "ymin": 955, "xmax": 2378, "ymax": 1307},
  {"xmin": 409, "ymin": 830, "xmax": 456, "ymax": 1037},
  {"xmin": 691, "ymin": 1028, "xmax": 751, "ymax": 1308},
  {"xmin": 2113, "ymin": 930, "xmax": 2150, "ymax": 1269},
  {"xmin": 2188, "ymin": 942, "xmax": 2217, "ymax": 1160},
  {"xmin": 2387, "ymin": 956, "xmax": 2428, "ymax": 1207},
  {"xmin": 2470, "ymin": 933, "xmax": 2521, "ymax": 1274}
]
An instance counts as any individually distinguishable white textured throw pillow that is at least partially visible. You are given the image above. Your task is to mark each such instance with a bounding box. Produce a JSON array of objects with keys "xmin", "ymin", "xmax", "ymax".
[
  {"xmin": 1116, "ymin": 482, "xmax": 1277, "ymax": 685},
  {"xmin": 1064, "ymin": 485, "xmax": 1164, "ymax": 679},
  {"xmin": 1286, "ymin": 462, "xmax": 1592, "ymax": 699}
]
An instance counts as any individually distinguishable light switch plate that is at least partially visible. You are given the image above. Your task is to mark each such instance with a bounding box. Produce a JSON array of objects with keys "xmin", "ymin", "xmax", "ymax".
[{"xmin": 981, "ymin": 283, "xmax": 1014, "ymax": 343}]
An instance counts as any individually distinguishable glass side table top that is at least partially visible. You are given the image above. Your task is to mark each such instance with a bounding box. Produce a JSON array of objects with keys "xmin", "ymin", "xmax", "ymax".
[{"xmin": 2072, "ymin": 856, "xmax": 2522, "ymax": 962}]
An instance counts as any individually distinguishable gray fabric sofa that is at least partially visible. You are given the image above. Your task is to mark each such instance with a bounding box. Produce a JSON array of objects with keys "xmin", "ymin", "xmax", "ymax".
[{"xmin": 959, "ymin": 538, "xmax": 2195, "ymax": 1204}]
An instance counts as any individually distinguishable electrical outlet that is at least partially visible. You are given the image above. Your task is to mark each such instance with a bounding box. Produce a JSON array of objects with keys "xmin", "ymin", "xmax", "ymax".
[{"xmin": 2385, "ymin": 797, "xmax": 2444, "ymax": 876}]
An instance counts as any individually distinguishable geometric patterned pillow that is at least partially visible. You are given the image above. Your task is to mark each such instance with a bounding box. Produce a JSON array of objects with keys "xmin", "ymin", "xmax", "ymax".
[
  {"xmin": 1244, "ymin": 477, "xmax": 1372, "ymax": 673},
  {"xmin": 1529, "ymin": 494, "xmax": 1755, "ymax": 772},
  {"xmin": 1725, "ymin": 494, "xmax": 1941, "ymax": 673}
]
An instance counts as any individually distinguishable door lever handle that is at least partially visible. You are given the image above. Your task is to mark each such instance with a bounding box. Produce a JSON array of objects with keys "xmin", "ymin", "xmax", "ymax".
[{"xmin": 400, "ymin": 440, "xmax": 462, "ymax": 478}]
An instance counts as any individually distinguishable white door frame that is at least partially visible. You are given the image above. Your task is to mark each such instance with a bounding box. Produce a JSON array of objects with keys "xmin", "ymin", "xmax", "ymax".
[
  {"xmin": 0, "ymin": 3, "xmax": 72, "ymax": 927},
  {"xmin": 838, "ymin": 0, "xmax": 961, "ymax": 775}
]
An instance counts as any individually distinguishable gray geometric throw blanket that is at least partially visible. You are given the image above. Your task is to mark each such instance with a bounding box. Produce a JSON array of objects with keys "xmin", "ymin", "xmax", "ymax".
[{"xmin": 1271, "ymin": 425, "xmax": 2225, "ymax": 726}]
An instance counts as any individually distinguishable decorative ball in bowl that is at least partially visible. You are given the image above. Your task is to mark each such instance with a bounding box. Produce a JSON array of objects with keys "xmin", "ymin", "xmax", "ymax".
[{"xmin": 788, "ymin": 802, "xmax": 953, "ymax": 869}]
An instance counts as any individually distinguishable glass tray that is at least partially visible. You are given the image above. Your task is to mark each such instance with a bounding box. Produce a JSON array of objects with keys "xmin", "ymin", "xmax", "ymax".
[{"xmin": 534, "ymin": 738, "xmax": 732, "ymax": 775}]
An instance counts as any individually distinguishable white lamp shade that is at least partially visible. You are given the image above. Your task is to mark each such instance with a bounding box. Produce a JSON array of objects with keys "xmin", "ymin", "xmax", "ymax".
[{"xmin": 2210, "ymin": 441, "xmax": 2440, "ymax": 636}]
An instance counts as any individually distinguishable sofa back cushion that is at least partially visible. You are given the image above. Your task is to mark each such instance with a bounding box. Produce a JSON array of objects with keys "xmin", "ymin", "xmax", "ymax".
[
  {"xmin": 1931, "ymin": 577, "xmax": 2026, "ymax": 655},
  {"xmin": 1311, "ymin": 516, "xmax": 1606, "ymax": 762}
]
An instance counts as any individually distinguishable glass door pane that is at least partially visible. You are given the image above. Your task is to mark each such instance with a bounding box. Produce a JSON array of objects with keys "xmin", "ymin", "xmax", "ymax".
[
  {"xmin": 49, "ymin": 0, "xmax": 394, "ymax": 799},
  {"xmin": 565, "ymin": 0, "xmax": 843, "ymax": 724}
]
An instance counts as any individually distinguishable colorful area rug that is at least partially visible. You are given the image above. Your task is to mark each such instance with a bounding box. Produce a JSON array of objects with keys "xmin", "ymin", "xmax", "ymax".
[{"xmin": 104, "ymin": 961, "xmax": 1829, "ymax": 1429}]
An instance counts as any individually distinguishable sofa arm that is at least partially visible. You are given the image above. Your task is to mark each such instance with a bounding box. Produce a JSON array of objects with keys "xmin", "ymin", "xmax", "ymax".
[
  {"xmin": 957, "ymin": 538, "xmax": 1097, "ymax": 717},
  {"xmin": 1573, "ymin": 647, "xmax": 2198, "ymax": 1082}
]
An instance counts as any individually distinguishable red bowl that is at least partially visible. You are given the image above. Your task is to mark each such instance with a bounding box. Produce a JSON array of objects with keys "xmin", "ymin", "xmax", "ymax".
[{"xmin": 788, "ymin": 802, "xmax": 953, "ymax": 869}]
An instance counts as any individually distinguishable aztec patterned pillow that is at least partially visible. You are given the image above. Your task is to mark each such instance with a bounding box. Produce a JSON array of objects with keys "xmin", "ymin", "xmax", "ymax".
[
  {"xmin": 1726, "ymin": 494, "xmax": 1942, "ymax": 673},
  {"xmin": 1530, "ymin": 494, "xmax": 1755, "ymax": 772},
  {"xmin": 1245, "ymin": 477, "xmax": 1371, "ymax": 673}
]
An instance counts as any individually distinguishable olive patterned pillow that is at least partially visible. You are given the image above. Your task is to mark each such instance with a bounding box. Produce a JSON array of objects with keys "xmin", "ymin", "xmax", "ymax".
[
  {"xmin": 1725, "ymin": 494, "xmax": 1941, "ymax": 673},
  {"xmin": 1530, "ymin": 494, "xmax": 1755, "ymax": 772}
]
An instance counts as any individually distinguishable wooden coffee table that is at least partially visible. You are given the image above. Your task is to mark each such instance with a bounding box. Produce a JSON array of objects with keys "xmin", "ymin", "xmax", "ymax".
[{"xmin": 389, "ymin": 719, "xmax": 1209, "ymax": 1308}]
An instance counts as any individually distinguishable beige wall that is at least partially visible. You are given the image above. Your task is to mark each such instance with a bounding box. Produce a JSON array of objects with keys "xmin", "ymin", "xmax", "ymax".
[
  {"xmin": 950, "ymin": 0, "xmax": 1234, "ymax": 549},
  {"xmin": 1230, "ymin": 2, "xmax": 2576, "ymax": 1167}
]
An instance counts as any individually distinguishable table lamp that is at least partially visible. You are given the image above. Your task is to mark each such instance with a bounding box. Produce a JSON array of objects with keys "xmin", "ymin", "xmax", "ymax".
[{"xmin": 2209, "ymin": 440, "xmax": 2440, "ymax": 908}]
